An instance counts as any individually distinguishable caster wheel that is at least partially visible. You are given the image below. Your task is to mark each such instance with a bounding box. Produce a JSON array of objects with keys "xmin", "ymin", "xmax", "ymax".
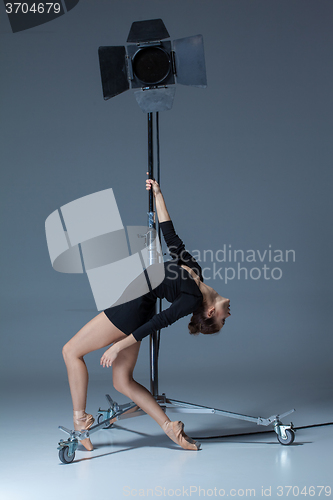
[
  {"xmin": 277, "ymin": 429, "xmax": 295, "ymax": 445},
  {"xmin": 97, "ymin": 413, "xmax": 113, "ymax": 429},
  {"xmin": 59, "ymin": 446, "xmax": 75, "ymax": 464}
]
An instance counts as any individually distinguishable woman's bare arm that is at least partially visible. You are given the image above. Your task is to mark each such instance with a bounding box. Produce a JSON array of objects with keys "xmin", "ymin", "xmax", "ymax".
[
  {"xmin": 100, "ymin": 334, "xmax": 138, "ymax": 368},
  {"xmin": 146, "ymin": 175, "xmax": 171, "ymax": 223}
]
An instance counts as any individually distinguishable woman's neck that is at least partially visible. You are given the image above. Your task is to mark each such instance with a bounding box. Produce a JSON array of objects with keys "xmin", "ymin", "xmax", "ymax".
[
  {"xmin": 180, "ymin": 264, "xmax": 216, "ymax": 305},
  {"xmin": 198, "ymin": 281, "xmax": 217, "ymax": 306}
]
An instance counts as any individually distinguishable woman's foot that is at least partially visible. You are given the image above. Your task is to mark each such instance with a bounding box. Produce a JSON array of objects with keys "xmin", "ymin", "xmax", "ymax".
[
  {"xmin": 73, "ymin": 410, "xmax": 94, "ymax": 451},
  {"xmin": 162, "ymin": 420, "xmax": 201, "ymax": 451}
]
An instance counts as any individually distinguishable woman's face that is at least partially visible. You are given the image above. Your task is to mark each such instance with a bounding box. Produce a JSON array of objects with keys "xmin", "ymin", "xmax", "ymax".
[{"xmin": 213, "ymin": 296, "xmax": 231, "ymax": 329}]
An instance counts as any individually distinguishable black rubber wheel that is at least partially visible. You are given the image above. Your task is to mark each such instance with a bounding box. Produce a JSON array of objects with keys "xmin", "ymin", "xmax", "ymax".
[
  {"xmin": 277, "ymin": 429, "xmax": 295, "ymax": 445},
  {"xmin": 59, "ymin": 446, "xmax": 75, "ymax": 464},
  {"xmin": 97, "ymin": 413, "xmax": 113, "ymax": 429}
]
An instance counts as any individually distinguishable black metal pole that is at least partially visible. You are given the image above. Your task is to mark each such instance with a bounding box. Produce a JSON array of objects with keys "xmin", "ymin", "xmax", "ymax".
[
  {"xmin": 147, "ymin": 113, "xmax": 154, "ymax": 216},
  {"xmin": 155, "ymin": 112, "xmax": 162, "ymax": 359},
  {"xmin": 147, "ymin": 112, "xmax": 159, "ymax": 397}
]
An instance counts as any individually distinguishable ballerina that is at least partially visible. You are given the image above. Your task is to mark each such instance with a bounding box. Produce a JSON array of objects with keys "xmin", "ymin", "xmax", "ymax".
[{"xmin": 62, "ymin": 176, "xmax": 231, "ymax": 451}]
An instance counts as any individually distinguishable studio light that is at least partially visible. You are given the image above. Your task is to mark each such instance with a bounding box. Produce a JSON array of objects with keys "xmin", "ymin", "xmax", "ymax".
[{"xmin": 98, "ymin": 18, "xmax": 207, "ymax": 112}]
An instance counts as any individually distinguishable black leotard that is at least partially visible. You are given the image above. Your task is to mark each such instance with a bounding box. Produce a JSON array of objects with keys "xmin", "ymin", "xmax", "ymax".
[{"xmin": 103, "ymin": 220, "xmax": 203, "ymax": 341}]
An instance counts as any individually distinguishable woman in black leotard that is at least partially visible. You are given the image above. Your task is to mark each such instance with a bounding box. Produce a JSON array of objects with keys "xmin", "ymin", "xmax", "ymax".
[{"xmin": 62, "ymin": 177, "xmax": 231, "ymax": 451}]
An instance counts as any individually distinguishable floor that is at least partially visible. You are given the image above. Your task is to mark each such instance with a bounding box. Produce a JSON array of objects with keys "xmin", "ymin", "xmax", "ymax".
[{"xmin": 1, "ymin": 377, "xmax": 332, "ymax": 500}]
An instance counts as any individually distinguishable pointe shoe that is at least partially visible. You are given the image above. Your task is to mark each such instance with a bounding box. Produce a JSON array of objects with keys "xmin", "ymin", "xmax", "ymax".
[
  {"xmin": 73, "ymin": 410, "xmax": 94, "ymax": 451},
  {"xmin": 162, "ymin": 420, "xmax": 201, "ymax": 451}
]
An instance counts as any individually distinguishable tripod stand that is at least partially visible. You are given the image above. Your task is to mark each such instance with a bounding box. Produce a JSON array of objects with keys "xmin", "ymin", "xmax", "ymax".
[{"xmin": 57, "ymin": 111, "xmax": 296, "ymax": 464}]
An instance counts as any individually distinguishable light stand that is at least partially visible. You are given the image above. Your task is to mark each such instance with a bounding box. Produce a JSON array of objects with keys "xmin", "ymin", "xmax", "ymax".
[{"xmin": 57, "ymin": 19, "xmax": 296, "ymax": 464}]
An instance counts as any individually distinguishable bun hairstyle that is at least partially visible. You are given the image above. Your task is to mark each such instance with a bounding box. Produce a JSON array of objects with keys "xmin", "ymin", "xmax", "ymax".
[{"xmin": 188, "ymin": 303, "xmax": 222, "ymax": 335}]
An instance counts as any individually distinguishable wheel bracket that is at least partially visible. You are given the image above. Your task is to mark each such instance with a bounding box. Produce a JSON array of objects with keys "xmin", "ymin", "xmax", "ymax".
[
  {"xmin": 57, "ymin": 438, "xmax": 78, "ymax": 457},
  {"xmin": 274, "ymin": 421, "xmax": 295, "ymax": 440}
]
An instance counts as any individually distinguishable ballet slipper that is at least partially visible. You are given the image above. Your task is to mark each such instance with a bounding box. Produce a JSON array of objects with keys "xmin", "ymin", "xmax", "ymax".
[
  {"xmin": 162, "ymin": 420, "xmax": 201, "ymax": 451},
  {"xmin": 73, "ymin": 410, "xmax": 94, "ymax": 451}
]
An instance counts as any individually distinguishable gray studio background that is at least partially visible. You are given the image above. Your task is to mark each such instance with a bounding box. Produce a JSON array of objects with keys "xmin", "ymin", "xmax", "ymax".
[{"xmin": 1, "ymin": 0, "xmax": 332, "ymax": 431}]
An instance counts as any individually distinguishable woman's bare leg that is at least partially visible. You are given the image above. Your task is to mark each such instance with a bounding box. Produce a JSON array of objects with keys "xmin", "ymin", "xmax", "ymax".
[
  {"xmin": 112, "ymin": 342, "xmax": 200, "ymax": 450},
  {"xmin": 62, "ymin": 312, "xmax": 127, "ymax": 411},
  {"xmin": 63, "ymin": 313, "xmax": 199, "ymax": 450},
  {"xmin": 112, "ymin": 342, "xmax": 169, "ymax": 428}
]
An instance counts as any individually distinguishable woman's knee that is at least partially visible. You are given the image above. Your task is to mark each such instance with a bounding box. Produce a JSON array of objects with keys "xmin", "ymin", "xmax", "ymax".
[
  {"xmin": 62, "ymin": 340, "xmax": 80, "ymax": 363},
  {"xmin": 62, "ymin": 342, "xmax": 70, "ymax": 362}
]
